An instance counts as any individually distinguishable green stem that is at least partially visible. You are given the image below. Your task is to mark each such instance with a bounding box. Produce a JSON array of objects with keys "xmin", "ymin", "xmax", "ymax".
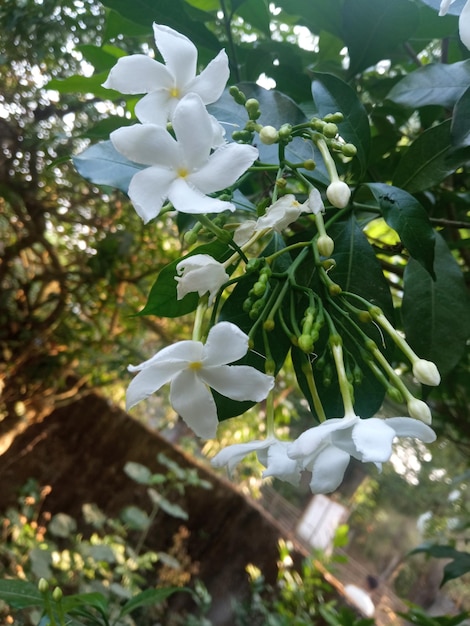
[
  {"xmin": 301, "ymin": 356, "xmax": 327, "ymax": 422},
  {"xmin": 314, "ymin": 135, "xmax": 340, "ymax": 183},
  {"xmin": 192, "ymin": 299, "xmax": 208, "ymax": 341}
]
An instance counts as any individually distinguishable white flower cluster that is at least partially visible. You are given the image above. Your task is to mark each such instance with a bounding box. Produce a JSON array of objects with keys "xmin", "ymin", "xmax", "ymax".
[{"xmin": 103, "ymin": 23, "xmax": 439, "ymax": 495}]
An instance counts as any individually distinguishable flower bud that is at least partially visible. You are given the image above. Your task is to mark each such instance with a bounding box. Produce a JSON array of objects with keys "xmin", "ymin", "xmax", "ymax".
[
  {"xmin": 229, "ymin": 85, "xmax": 246, "ymax": 105},
  {"xmin": 326, "ymin": 181, "xmax": 351, "ymax": 208},
  {"xmin": 259, "ymin": 125, "xmax": 279, "ymax": 145},
  {"xmin": 407, "ymin": 398, "xmax": 432, "ymax": 425},
  {"xmin": 278, "ymin": 124, "xmax": 293, "ymax": 140},
  {"xmin": 298, "ymin": 334, "xmax": 314, "ymax": 353},
  {"xmin": 38, "ymin": 578, "xmax": 49, "ymax": 593},
  {"xmin": 245, "ymin": 98, "xmax": 261, "ymax": 120},
  {"xmin": 303, "ymin": 159, "xmax": 316, "ymax": 171},
  {"xmin": 323, "ymin": 122, "xmax": 338, "ymax": 138},
  {"xmin": 413, "ymin": 359, "xmax": 441, "ymax": 386},
  {"xmin": 317, "ymin": 234, "xmax": 334, "ymax": 257},
  {"xmin": 342, "ymin": 143, "xmax": 357, "ymax": 157},
  {"xmin": 52, "ymin": 587, "xmax": 63, "ymax": 602}
]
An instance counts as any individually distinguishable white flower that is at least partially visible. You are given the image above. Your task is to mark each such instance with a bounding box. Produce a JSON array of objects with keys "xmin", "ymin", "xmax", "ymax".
[
  {"xmin": 110, "ymin": 93, "xmax": 259, "ymax": 223},
  {"xmin": 288, "ymin": 413, "xmax": 436, "ymax": 494},
  {"xmin": 126, "ymin": 321, "xmax": 274, "ymax": 439},
  {"xmin": 211, "ymin": 437, "xmax": 302, "ymax": 485},
  {"xmin": 439, "ymin": 0, "xmax": 470, "ymax": 49},
  {"xmin": 412, "ymin": 358, "xmax": 441, "ymax": 386},
  {"xmin": 343, "ymin": 585, "xmax": 375, "ymax": 618},
  {"xmin": 103, "ymin": 23, "xmax": 230, "ymax": 126},
  {"xmin": 175, "ymin": 254, "xmax": 229, "ymax": 305},
  {"xmin": 234, "ymin": 192, "xmax": 317, "ymax": 246}
]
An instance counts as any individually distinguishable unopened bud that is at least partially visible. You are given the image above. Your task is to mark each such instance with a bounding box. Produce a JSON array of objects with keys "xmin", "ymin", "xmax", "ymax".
[
  {"xmin": 303, "ymin": 159, "xmax": 316, "ymax": 171},
  {"xmin": 245, "ymin": 98, "xmax": 261, "ymax": 120},
  {"xmin": 413, "ymin": 359, "xmax": 441, "ymax": 386},
  {"xmin": 323, "ymin": 122, "xmax": 338, "ymax": 138},
  {"xmin": 317, "ymin": 234, "xmax": 334, "ymax": 257},
  {"xmin": 342, "ymin": 143, "xmax": 357, "ymax": 157},
  {"xmin": 229, "ymin": 85, "xmax": 246, "ymax": 105},
  {"xmin": 298, "ymin": 334, "xmax": 314, "ymax": 353},
  {"xmin": 407, "ymin": 397, "xmax": 432, "ymax": 424},
  {"xmin": 387, "ymin": 387, "xmax": 403, "ymax": 403},
  {"xmin": 278, "ymin": 124, "xmax": 293, "ymax": 140},
  {"xmin": 259, "ymin": 125, "xmax": 279, "ymax": 145},
  {"xmin": 324, "ymin": 112, "xmax": 344, "ymax": 123},
  {"xmin": 326, "ymin": 181, "xmax": 351, "ymax": 208},
  {"xmin": 52, "ymin": 587, "xmax": 63, "ymax": 602},
  {"xmin": 38, "ymin": 578, "xmax": 49, "ymax": 593},
  {"xmin": 263, "ymin": 319, "xmax": 275, "ymax": 332}
]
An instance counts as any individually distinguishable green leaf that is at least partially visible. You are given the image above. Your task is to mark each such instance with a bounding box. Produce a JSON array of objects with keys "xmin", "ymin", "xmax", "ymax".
[
  {"xmin": 386, "ymin": 60, "xmax": 470, "ymax": 109},
  {"xmin": 120, "ymin": 587, "xmax": 191, "ymax": 617},
  {"xmin": 393, "ymin": 120, "xmax": 470, "ymax": 193},
  {"xmin": 274, "ymin": 0, "xmax": 343, "ymax": 39},
  {"xmin": 209, "ymin": 83, "xmax": 326, "ymax": 184},
  {"xmin": 410, "ymin": 542, "xmax": 470, "ymax": 586},
  {"xmin": 451, "ymin": 85, "xmax": 470, "ymax": 148},
  {"xmin": 47, "ymin": 72, "xmax": 120, "ymax": 100},
  {"xmin": 341, "ymin": 0, "xmax": 419, "ymax": 77},
  {"xmin": 104, "ymin": 9, "xmax": 151, "ymax": 40},
  {"xmin": 79, "ymin": 116, "xmax": 134, "ymax": 140},
  {"xmin": 402, "ymin": 233, "xmax": 470, "ymax": 377},
  {"xmin": 0, "ymin": 580, "xmax": 43, "ymax": 609},
  {"xmin": 235, "ymin": 0, "xmax": 270, "ymax": 36},
  {"xmin": 76, "ymin": 44, "xmax": 127, "ymax": 72},
  {"xmin": 311, "ymin": 72, "xmax": 370, "ymax": 178},
  {"xmin": 73, "ymin": 140, "xmax": 143, "ymax": 193},
  {"xmin": 292, "ymin": 216, "xmax": 394, "ymax": 420},
  {"xmin": 365, "ymin": 183, "xmax": 436, "ymax": 277},
  {"xmin": 148, "ymin": 489, "xmax": 188, "ymax": 520},
  {"xmin": 184, "ymin": 0, "xmax": 220, "ymax": 10},
  {"xmin": 61, "ymin": 592, "xmax": 109, "ymax": 616},
  {"xmin": 124, "ymin": 461, "xmax": 153, "ymax": 484},
  {"xmin": 137, "ymin": 241, "xmax": 231, "ymax": 318},
  {"xmin": 120, "ymin": 505, "xmax": 150, "ymax": 530}
]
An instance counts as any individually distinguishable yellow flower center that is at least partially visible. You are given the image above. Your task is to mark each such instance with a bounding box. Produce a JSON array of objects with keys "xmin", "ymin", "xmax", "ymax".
[
  {"xmin": 169, "ymin": 86, "xmax": 180, "ymax": 98},
  {"xmin": 188, "ymin": 361, "xmax": 203, "ymax": 371},
  {"xmin": 177, "ymin": 167, "xmax": 189, "ymax": 178}
]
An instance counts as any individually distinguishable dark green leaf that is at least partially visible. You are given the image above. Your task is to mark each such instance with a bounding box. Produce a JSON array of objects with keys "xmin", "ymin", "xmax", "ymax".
[
  {"xmin": 342, "ymin": 0, "xmax": 419, "ymax": 77},
  {"xmin": 79, "ymin": 116, "xmax": 134, "ymax": 140},
  {"xmin": 120, "ymin": 587, "xmax": 191, "ymax": 617},
  {"xmin": 311, "ymin": 72, "xmax": 370, "ymax": 178},
  {"xmin": 393, "ymin": 121, "xmax": 470, "ymax": 193},
  {"xmin": 61, "ymin": 592, "xmax": 109, "ymax": 616},
  {"xmin": 387, "ymin": 60, "xmax": 470, "ymax": 109},
  {"xmin": 47, "ymin": 72, "xmax": 120, "ymax": 100},
  {"xmin": 76, "ymin": 44, "xmax": 126, "ymax": 72},
  {"xmin": 138, "ymin": 241, "xmax": 231, "ymax": 318},
  {"xmin": 274, "ymin": 0, "xmax": 343, "ymax": 38},
  {"xmin": 410, "ymin": 542, "xmax": 470, "ymax": 586},
  {"xmin": 365, "ymin": 183, "xmax": 436, "ymax": 277},
  {"xmin": 451, "ymin": 85, "xmax": 470, "ymax": 148},
  {"xmin": 235, "ymin": 0, "xmax": 270, "ymax": 35},
  {"xmin": 402, "ymin": 233, "xmax": 470, "ymax": 377},
  {"xmin": 104, "ymin": 9, "xmax": 151, "ymax": 39},
  {"xmin": 73, "ymin": 140, "xmax": 143, "ymax": 193},
  {"xmin": 0, "ymin": 580, "xmax": 43, "ymax": 609}
]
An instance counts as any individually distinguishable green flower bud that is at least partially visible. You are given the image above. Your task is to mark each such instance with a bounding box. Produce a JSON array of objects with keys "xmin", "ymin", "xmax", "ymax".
[
  {"xmin": 278, "ymin": 124, "xmax": 293, "ymax": 140},
  {"xmin": 329, "ymin": 283, "xmax": 342, "ymax": 296},
  {"xmin": 259, "ymin": 125, "xmax": 279, "ymax": 145},
  {"xmin": 252, "ymin": 281, "xmax": 267, "ymax": 297},
  {"xmin": 342, "ymin": 143, "xmax": 357, "ymax": 157},
  {"xmin": 323, "ymin": 122, "xmax": 338, "ymax": 138},
  {"xmin": 38, "ymin": 578, "xmax": 49, "ymax": 593},
  {"xmin": 326, "ymin": 181, "xmax": 351, "ymax": 208},
  {"xmin": 229, "ymin": 85, "xmax": 247, "ymax": 105},
  {"xmin": 245, "ymin": 258, "xmax": 263, "ymax": 273},
  {"xmin": 52, "ymin": 587, "xmax": 63, "ymax": 602},
  {"xmin": 298, "ymin": 334, "xmax": 314, "ymax": 353},
  {"xmin": 276, "ymin": 177, "xmax": 287, "ymax": 188},
  {"xmin": 317, "ymin": 234, "xmax": 335, "ymax": 257},
  {"xmin": 324, "ymin": 112, "xmax": 344, "ymax": 123},
  {"xmin": 232, "ymin": 130, "xmax": 253, "ymax": 142},
  {"xmin": 243, "ymin": 298, "xmax": 254, "ymax": 313},
  {"xmin": 245, "ymin": 98, "xmax": 261, "ymax": 120},
  {"xmin": 263, "ymin": 319, "xmax": 275, "ymax": 332},
  {"xmin": 303, "ymin": 159, "xmax": 316, "ymax": 171}
]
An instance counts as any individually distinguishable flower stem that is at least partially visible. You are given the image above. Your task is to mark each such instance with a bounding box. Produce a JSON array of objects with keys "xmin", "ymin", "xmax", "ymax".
[{"xmin": 301, "ymin": 356, "xmax": 326, "ymax": 422}]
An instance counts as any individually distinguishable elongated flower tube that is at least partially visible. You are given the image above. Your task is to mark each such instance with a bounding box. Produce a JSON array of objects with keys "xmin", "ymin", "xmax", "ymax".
[
  {"xmin": 111, "ymin": 94, "xmax": 259, "ymax": 222},
  {"xmin": 288, "ymin": 412, "xmax": 436, "ymax": 494},
  {"xmin": 439, "ymin": 0, "xmax": 470, "ymax": 50},
  {"xmin": 211, "ymin": 437, "xmax": 302, "ymax": 485},
  {"xmin": 103, "ymin": 23, "xmax": 230, "ymax": 125},
  {"xmin": 175, "ymin": 254, "xmax": 229, "ymax": 305},
  {"xmin": 126, "ymin": 322, "xmax": 274, "ymax": 439}
]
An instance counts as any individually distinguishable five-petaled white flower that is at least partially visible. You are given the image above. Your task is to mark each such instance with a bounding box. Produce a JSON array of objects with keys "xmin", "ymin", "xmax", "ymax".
[
  {"xmin": 110, "ymin": 93, "xmax": 259, "ymax": 223},
  {"xmin": 211, "ymin": 437, "xmax": 302, "ymax": 485},
  {"xmin": 439, "ymin": 0, "xmax": 470, "ymax": 50},
  {"xmin": 287, "ymin": 412, "xmax": 436, "ymax": 494},
  {"xmin": 126, "ymin": 321, "xmax": 274, "ymax": 439},
  {"xmin": 234, "ymin": 190, "xmax": 321, "ymax": 246},
  {"xmin": 103, "ymin": 23, "xmax": 230, "ymax": 126},
  {"xmin": 175, "ymin": 254, "xmax": 229, "ymax": 305}
]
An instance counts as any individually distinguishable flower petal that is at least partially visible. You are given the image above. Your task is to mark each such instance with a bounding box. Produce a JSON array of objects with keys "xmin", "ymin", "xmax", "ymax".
[
  {"xmin": 234, "ymin": 220, "xmax": 257, "ymax": 246},
  {"xmin": 211, "ymin": 439, "xmax": 269, "ymax": 473},
  {"xmin": 190, "ymin": 143, "xmax": 259, "ymax": 193},
  {"xmin": 348, "ymin": 418, "xmax": 397, "ymax": 463},
  {"xmin": 256, "ymin": 195, "xmax": 302, "ymax": 232},
  {"xmin": 172, "ymin": 94, "xmax": 213, "ymax": 168},
  {"xmin": 126, "ymin": 360, "xmax": 184, "ymax": 410},
  {"xmin": 385, "ymin": 417, "xmax": 437, "ymax": 443},
  {"xmin": 201, "ymin": 365, "xmax": 274, "ymax": 402},
  {"xmin": 128, "ymin": 339, "xmax": 202, "ymax": 372},
  {"xmin": 175, "ymin": 254, "xmax": 229, "ymax": 304},
  {"xmin": 103, "ymin": 55, "xmax": 172, "ymax": 94},
  {"xmin": 261, "ymin": 441, "xmax": 302, "ymax": 486},
  {"xmin": 153, "ymin": 23, "xmax": 197, "ymax": 88},
  {"xmin": 187, "ymin": 50, "xmax": 230, "ymax": 103},
  {"xmin": 288, "ymin": 418, "xmax": 352, "ymax": 463},
  {"xmin": 203, "ymin": 322, "xmax": 249, "ymax": 365},
  {"xmin": 135, "ymin": 90, "xmax": 173, "ymax": 125},
  {"xmin": 439, "ymin": 0, "xmax": 455, "ymax": 15},
  {"xmin": 459, "ymin": 0, "xmax": 470, "ymax": 49},
  {"xmin": 168, "ymin": 177, "xmax": 234, "ymax": 214},
  {"xmin": 309, "ymin": 446, "xmax": 351, "ymax": 494},
  {"xmin": 128, "ymin": 167, "xmax": 176, "ymax": 223},
  {"xmin": 170, "ymin": 369, "xmax": 218, "ymax": 439},
  {"xmin": 111, "ymin": 124, "xmax": 180, "ymax": 167}
]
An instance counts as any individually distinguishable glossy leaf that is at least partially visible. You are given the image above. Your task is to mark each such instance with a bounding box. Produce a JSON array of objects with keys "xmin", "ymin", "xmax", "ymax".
[
  {"xmin": 73, "ymin": 140, "xmax": 143, "ymax": 193},
  {"xmin": 235, "ymin": 0, "xmax": 271, "ymax": 35},
  {"xmin": 365, "ymin": 183, "xmax": 436, "ymax": 277},
  {"xmin": 342, "ymin": 0, "xmax": 419, "ymax": 77},
  {"xmin": 137, "ymin": 241, "xmax": 231, "ymax": 318},
  {"xmin": 274, "ymin": 0, "xmax": 343, "ymax": 38},
  {"xmin": 410, "ymin": 542, "xmax": 470, "ymax": 586},
  {"xmin": 311, "ymin": 72, "xmax": 370, "ymax": 178},
  {"xmin": 393, "ymin": 121, "xmax": 470, "ymax": 193},
  {"xmin": 0, "ymin": 580, "xmax": 43, "ymax": 609},
  {"xmin": 451, "ymin": 85, "xmax": 470, "ymax": 148},
  {"xmin": 47, "ymin": 72, "xmax": 120, "ymax": 100},
  {"xmin": 387, "ymin": 61, "xmax": 470, "ymax": 109},
  {"xmin": 402, "ymin": 233, "xmax": 470, "ymax": 377}
]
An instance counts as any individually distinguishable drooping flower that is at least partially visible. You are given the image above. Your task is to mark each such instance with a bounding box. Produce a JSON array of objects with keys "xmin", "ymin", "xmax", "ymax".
[
  {"xmin": 103, "ymin": 23, "xmax": 230, "ymax": 125},
  {"xmin": 126, "ymin": 321, "xmax": 274, "ymax": 439},
  {"xmin": 110, "ymin": 93, "xmax": 259, "ymax": 223},
  {"xmin": 211, "ymin": 437, "xmax": 302, "ymax": 485},
  {"xmin": 288, "ymin": 413, "xmax": 436, "ymax": 494},
  {"xmin": 439, "ymin": 0, "xmax": 470, "ymax": 50},
  {"xmin": 234, "ymin": 190, "xmax": 320, "ymax": 246},
  {"xmin": 175, "ymin": 254, "xmax": 229, "ymax": 305}
]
